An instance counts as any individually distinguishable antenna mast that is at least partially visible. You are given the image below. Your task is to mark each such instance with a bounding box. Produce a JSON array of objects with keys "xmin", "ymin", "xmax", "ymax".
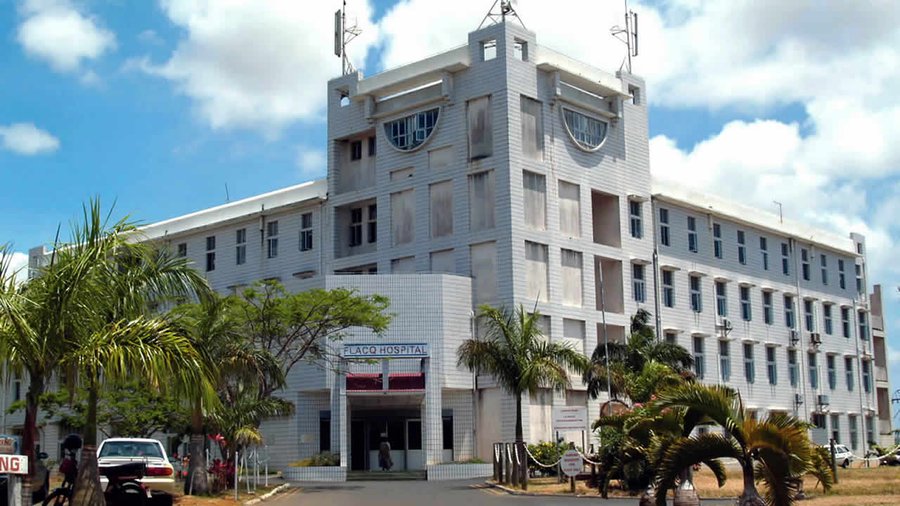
[
  {"xmin": 479, "ymin": 0, "xmax": 526, "ymax": 30},
  {"xmin": 610, "ymin": 0, "xmax": 639, "ymax": 73},
  {"xmin": 334, "ymin": 0, "xmax": 362, "ymax": 75}
]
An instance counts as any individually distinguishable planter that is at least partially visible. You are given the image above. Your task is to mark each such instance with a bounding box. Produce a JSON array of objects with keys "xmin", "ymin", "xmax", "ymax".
[
  {"xmin": 283, "ymin": 466, "xmax": 346, "ymax": 482},
  {"xmin": 427, "ymin": 463, "xmax": 493, "ymax": 481}
]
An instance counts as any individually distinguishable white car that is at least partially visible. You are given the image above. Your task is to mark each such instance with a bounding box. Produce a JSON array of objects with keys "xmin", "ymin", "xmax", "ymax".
[
  {"xmin": 826, "ymin": 443, "xmax": 854, "ymax": 468},
  {"xmin": 97, "ymin": 438, "xmax": 175, "ymax": 486}
]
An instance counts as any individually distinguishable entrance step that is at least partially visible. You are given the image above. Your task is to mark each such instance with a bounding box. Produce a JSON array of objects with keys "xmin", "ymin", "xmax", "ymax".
[{"xmin": 347, "ymin": 470, "xmax": 427, "ymax": 481}]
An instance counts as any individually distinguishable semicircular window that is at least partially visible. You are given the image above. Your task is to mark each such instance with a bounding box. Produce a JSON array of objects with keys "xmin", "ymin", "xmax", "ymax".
[
  {"xmin": 384, "ymin": 108, "xmax": 440, "ymax": 151},
  {"xmin": 563, "ymin": 108, "xmax": 608, "ymax": 151}
]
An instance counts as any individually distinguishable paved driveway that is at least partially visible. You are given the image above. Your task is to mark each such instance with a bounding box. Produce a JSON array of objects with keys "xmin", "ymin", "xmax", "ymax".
[{"xmin": 267, "ymin": 480, "xmax": 736, "ymax": 506}]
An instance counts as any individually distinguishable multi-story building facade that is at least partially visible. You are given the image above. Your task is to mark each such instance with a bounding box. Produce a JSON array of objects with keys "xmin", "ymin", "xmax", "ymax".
[{"xmin": 6, "ymin": 21, "xmax": 892, "ymax": 475}]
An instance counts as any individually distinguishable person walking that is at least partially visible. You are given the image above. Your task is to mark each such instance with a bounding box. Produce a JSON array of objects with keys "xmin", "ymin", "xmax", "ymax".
[{"xmin": 378, "ymin": 435, "xmax": 393, "ymax": 471}]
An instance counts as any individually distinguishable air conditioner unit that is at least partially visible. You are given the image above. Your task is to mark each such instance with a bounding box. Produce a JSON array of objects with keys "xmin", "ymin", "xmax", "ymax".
[
  {"xmin": 794, "ymin": 393, "xmax": 804, "ymax": 406},
  {"xmin": 722, "ymin": 318, "xmax": 733, "ymax": 331},
  {"xmin": 789, "ymin": 330, "xmax": 799, "ymax": 345},
  {"xmin": 810, "ymin": 333, "xmax": 822, "ymax": 345},
  {"xmin": 817, "ymin": 394, "xmax": 830, "ymax": 407}
]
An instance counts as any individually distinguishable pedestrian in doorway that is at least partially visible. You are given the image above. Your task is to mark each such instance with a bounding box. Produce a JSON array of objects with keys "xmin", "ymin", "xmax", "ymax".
[{"xmin": 378, "ymin": 434, "xmax": 393, "ymax": 471}]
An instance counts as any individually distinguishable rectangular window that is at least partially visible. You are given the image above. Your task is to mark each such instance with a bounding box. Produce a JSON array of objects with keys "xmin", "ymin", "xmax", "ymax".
[
  {"xmin": 467, "ymin": 96, "xmax": 493, "ymax": 160},
  {"xmin": 831, "ymin": 414, "xmax": 841, "ymax": 443},
  {"xmin": 866, "ymin": 417, "xmax": 874, "ymax": 446},
  {"xmin": 788, "ymin": 349, "xmax": 798, "ymax": 387},
  {"xmin": 349, "ymin": 208, "xmax": 363, "ymax": 247},
  {"xmin": 784, "ymin": 295, "xmax": 795, "ymax": 329},
  {"xmin": 858, "ymin": 311, "xmax": 869, "ymax": 340},
  {"xmin": 845, "ymin": 357, "xmax": 855, "ymax": 391},
  {"xmin": 520, "ymin": 96, "xmax": 543, "ymax": 160},
  {"xmin": 744, "ymin": 343, "xmax": 755, "ymax": 384},
  {"xmin": 13, "ymin": 377, "xmax": 21, "ymax": 402},
  {"xmin": 763, "ymin": 291, "xmax": 774, "ymax": 325},
  {"xmin": 177, "ymin": 242, "xmax": 187, "ymax": 258},
  {"xmin": 782, "ymin": 242, "xmax": 790, "ymax": 276},
  {"xmin": 664, "ymin": 331, "xmax": 677, "ymax": 345},
  {"xmin": 849, "ymin": 415, "xmax": 859, "ymax": 450},
  {"xmin": 766, "ymin": 346, "xmax": 777, "ymax": 385},
  {"xmin": 632, "ymin": 263, "xmax": 646, "ymax": 303},
  {"xmin": 715, "ymin": 281, "xmax": 727, "ymax": 317},
  {"xmin": 855, "ymin": 264, "xmax": 863, "ymax": 294},
  {"xmin": 841, "ymin": 307, "xmax": 850, "ymax": 338},
  {"xmin": 690, "ymin": 275, "xmax": 702, "ymax": 313},
  {"xmin": 687, "ymin": 216, "xmax": 698, "ymax": 253},
  {"xmin": 525, "ymin": 242, "xmax": 549, "ymax": 303},
  {"xmin": 662, "ymin": 270, "xmax": 675, "ymax": 308},
  {"xmin": 266, "ymin": 220, "xmax": 279, "ymax": 259},
  {"xmin": 470, "ymin": 242, "xmax": 497, "ymax": 304},
  {"xmin": 862, "ymin": 360, "xmax": 871, "ymax": 393},
  {"xmin": 523, "ymin": 171, "xmax": 547, "ymax": 230},
  {"xmin": 827, "ymin": 354, "xmax": 837, "ymax": 390},
  {"xmin": 300, "ymin": 213, "xmax": 313, "ymax": 251},
  {"xmin": 350, "ymin": 140, "xmax": 362, "ymax": 161},
  {"xmin": 740, "ymin": 286, "xmax": 751, "ymax": 321},
  {"xmin": 368, "ymin": 204, "xmax": 378, "ymax": 243},
  {"xmin": 823, "ymin": 304, "xmax": 833, "ymax": 335},
  {"xmin": 629, "ymin": 200, "xmax": 643, "ymax": 239},
  {"xmin": 820, "ymin": 254, "xmax": 828, "ymax": 285},
  {"xmin": 205, "ymin": 236, "xmax": 216, "ymax": 272},
  {"xmin": 838, "ymin": 259, "xmax": 846, "ymax": 289},
  {"xmin": 720, "ymin": 340, "xmax": 731, "ymax": 382},
  {"xmin": 659, "ymin": 208, "xmax": 670, "ymax": 246},
  {"xmin": 804, "ymin": 299, "xmax": 815, "ymax": 332},
  {"xmin": 561, "ymin": 249, "xmax": 583, "ymax": 307},
  {"xmin": 368, "ymin": 135, "xmax": 376, "ymax": 156},
  {"xmin": 558, "ymin": 181, "xmax": 581, "ymax": 237},
  {"xmin": 430, "ymin": 249, "xmax": 455, "ymax": 274},
  {"xmin": 693, "ymin": 336, "xmax": 705, "ymax": 380},
  {"xmin": 737, "ymin": 230, "xmax": 746, "ymax": 264},
  {"xmin": 808, "ymin": 352, "xmax": 819, "ymax": 390},
  {"xmin": 469, "ymin": 171, "xmax": 495, "ymax": 231},
  {"xmin": 391, "ymin": 189, "xmax": 415, "ymax": 246},
  {"xmin": 429, "ymin": 181, "xmax": 453, "ymax": 238},
  {"xmin": 713, "ymin": 223, "xmax": 723, "ymax": 259},
  {"xmin": 801, "ymin": 248, "xmax": 810, "ymax": 281},
  {"xmin": 235, "ymin": 228, "xmax": 247, "ymax": 265},
  {"xmin": 760, "ymin": 237, "xmax": 768, "ymax": 270}
]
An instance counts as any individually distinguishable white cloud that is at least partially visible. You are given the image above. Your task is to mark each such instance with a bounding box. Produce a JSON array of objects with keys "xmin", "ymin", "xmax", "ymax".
[
  {"xmin": 4, "ymin": 251, "xmax": 29, "ymax": 286},
  {"xmin": 16, "ymin": 0, "xmax": 116, "ymax": 74},
  {"xmin": 137, "ymin": 29, "xmax": 164, "ymax": 46},
  {"xmin": 0, "ymin": 123, "xmax": 60, "ymax": 155},
  {"xmin": 296, "ymin": 147, "xmax": 326, "ymax": 179},
  {"xmin": 143, "ymin": 0, "xmax": 380, "ymax": 136}
]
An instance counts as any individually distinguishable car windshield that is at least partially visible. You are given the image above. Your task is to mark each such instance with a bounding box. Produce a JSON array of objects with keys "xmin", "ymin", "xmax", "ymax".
[{"xmin": 99, "ymin": 441, "xmax": 163, "ymax": 459}]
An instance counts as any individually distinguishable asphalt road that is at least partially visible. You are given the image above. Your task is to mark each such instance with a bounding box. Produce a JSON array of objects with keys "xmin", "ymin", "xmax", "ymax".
[{"xmin": 267, "ymin": 480, "xmax": 737, "ymax": 506}]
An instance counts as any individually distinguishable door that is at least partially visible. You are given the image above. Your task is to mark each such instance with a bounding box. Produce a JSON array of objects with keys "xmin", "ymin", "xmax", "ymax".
[
  {"xmin": 350, "ymin": 420, "xmax": 366, "ymax": 471},
  {"xmin": 406, "ymin": 419, "xmax": 424, "ymax": 470}
]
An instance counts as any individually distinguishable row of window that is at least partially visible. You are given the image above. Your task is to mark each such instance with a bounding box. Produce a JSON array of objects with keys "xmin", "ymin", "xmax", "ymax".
[
  {"xmin": 648, "ymin": 270, "xmax": 870, "ymax": 340},
  {"xmin": 658, "ymin": 207, "xmax": 863, "ymax": 294},
  {"xmin": 683, "ymin": 336, "xmax": 874, "ymax": 393},
  {"xmin": 812, "ymin": 412, "xmax": 876, "ymax": 451},
  {"xmin": 177, "ymin": 214, "xmax": 315, "ymax": 272}
]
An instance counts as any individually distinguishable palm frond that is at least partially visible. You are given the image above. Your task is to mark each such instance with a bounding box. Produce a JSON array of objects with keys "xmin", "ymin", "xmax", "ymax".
[{"xmin": 654, "ymin": 433, "xmax": 741, "ymax": 506}]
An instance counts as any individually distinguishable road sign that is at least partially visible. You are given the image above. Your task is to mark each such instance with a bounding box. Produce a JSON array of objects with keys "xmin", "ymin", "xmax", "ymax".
[
  {"xmin": 560, "ymin": 449, "xmax": 582, "ymax": 477},
  {"xmin": 0, "ymin": 454, "xmax": 28, "ymax": 474},
  {"xmin": 552, "ymin": 406, "xmax": 587, "ymax": 431}
]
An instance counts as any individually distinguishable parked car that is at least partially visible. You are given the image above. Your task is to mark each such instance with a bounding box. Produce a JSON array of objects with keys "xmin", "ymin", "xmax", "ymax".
[
  {"xmin": 97, "ymin": 438, "xmax": 175, "ymax": 486},
  {"xmin": 824, "ymin": 443, "xmax": 854, "ymax": 468}
]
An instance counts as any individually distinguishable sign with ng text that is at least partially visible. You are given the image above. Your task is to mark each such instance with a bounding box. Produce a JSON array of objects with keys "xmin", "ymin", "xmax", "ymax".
[
  {"xmin": 0, "ymin": 454, "xmax": 28, "ymax": 474},
  {"xmin": 552, "ymin": 406, "xmax": 588, "ymax": 432},
  {"xmin": 342, "ymin": 343, "xmax": 429, "ymax": 359}
]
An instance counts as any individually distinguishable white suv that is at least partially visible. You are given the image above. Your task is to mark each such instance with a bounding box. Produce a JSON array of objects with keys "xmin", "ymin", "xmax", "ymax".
[
  {"xmin": 826, "ymin": 444, "xmax": 854, "ymax": 468},
  {"xmin": 97, "ymin": 438, "xmax": 175, "ymax": 485}
]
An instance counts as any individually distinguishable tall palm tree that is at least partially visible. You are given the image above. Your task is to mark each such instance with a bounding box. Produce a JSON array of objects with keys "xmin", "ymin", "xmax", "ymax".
[
  {"xmin": 585, "ymin": 309, "xmax": 693, "ymax": 403},
  {"xmin": 457, "ymin": 304, "xmax": 589, "ymax": 463},
  {"xmin": 653, "ymin": 383, "xmax": 820, "ymax": 506}
]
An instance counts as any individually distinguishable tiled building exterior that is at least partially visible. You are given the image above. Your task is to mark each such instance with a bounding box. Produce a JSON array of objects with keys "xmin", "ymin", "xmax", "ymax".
[{"xmin": 6, "ymin": 22, "xmax": 892, "ymax": 473}]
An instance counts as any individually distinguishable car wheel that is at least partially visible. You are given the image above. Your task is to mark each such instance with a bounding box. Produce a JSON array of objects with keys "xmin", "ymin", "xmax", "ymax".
[{"xmin": 841, "ymin": 459, "xmax": 850, "ymax": 468}]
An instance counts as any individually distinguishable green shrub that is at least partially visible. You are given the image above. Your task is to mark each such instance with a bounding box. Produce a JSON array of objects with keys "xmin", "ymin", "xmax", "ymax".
[{"xmin": 288, "ymin": 451, "xmax": 340, "ymax": 467}]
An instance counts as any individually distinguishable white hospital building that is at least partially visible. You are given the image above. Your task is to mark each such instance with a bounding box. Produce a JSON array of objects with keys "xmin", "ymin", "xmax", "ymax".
[{"xmin": 7, "ymin": 21, "xmax": 893, "ymax": 477}]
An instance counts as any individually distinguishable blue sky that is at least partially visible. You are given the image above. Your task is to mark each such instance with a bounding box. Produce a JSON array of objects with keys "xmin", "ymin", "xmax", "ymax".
[{"xmin": 2, "ymin": 1, "xmax": 899, "ymax": 419}]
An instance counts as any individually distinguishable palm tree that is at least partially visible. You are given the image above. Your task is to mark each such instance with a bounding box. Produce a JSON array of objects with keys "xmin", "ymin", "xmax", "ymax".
[
  {"xmin": 653, "ymin": 383, "xmax": 822, "ymax": 506},
  {"xmin": 457, "ymin": 304, "xmax": 589, "ymax": 487},
  {"xmin": 585, "ymin": 309, "xmax": 693, "ymax": 403}
]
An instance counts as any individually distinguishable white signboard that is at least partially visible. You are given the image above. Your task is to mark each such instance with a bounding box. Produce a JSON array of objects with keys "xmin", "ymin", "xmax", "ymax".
[
  {"xmin": 0, "ymin": 454, "xmax": 28, "ymax": 475},
  {"xmin": 552, "ymin": 406, "xmax": 587, "ymax": 432},
  {"xmin": 560, "ymin": 449, "xmax": 582, "ymax": 477},
  {"xmin": 342, "ymin": 343, "xmax": 429, "ymax": 359}
]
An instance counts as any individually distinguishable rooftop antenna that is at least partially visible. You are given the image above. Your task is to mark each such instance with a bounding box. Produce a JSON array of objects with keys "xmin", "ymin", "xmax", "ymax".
[
  {"xmin": 773, "ymin": 200, "xmax": 784, "ymax": 223},
  {"xmin": 334, "ymin": 0, "xmax": 362, "ymax": 75},
  {"xmin": 479, "ymin": 0, "xmax": 526, "ymax": 30},
  {"xmin": 225, "ymin": 183, "xmax": 231, "ymax": 203},
  {"xmin": 610, "ymin": 0, "xmax": 639, "ymax": 73}
]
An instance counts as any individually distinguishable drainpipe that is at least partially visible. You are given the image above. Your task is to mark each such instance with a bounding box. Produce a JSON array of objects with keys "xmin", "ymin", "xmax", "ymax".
[
  {"xmin": 470, "ymin": 310, "xmax": 478, "ymax": 459},
  {"xmin": 852, "ymin": 299, "xmax": 867, "ymax": 440},
  {"xmin": 650, "ymin": 197, "xmax": 662, "ymax": 340},
  {"xmin": 792, "ymin": 238, "xmax": 810, "ymax": 423}
]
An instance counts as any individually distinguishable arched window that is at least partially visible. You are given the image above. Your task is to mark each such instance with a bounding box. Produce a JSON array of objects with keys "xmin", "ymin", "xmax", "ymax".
[
  {"xmin": 384, "ymin": 108, "xmax": 440, "ymax": 151},
  {"xmin": 562, "ymin": 108, "xmax": 608, "ymax": 151}
]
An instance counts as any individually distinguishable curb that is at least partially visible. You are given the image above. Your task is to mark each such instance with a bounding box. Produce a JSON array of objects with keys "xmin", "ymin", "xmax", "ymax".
[
  {"xmin": 484, "ymin": 481, "xmax": 601, "ymax": 499},
  {"xmin": 243, "ymin": 483, "xmax": 291, "ymax": 505}
]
